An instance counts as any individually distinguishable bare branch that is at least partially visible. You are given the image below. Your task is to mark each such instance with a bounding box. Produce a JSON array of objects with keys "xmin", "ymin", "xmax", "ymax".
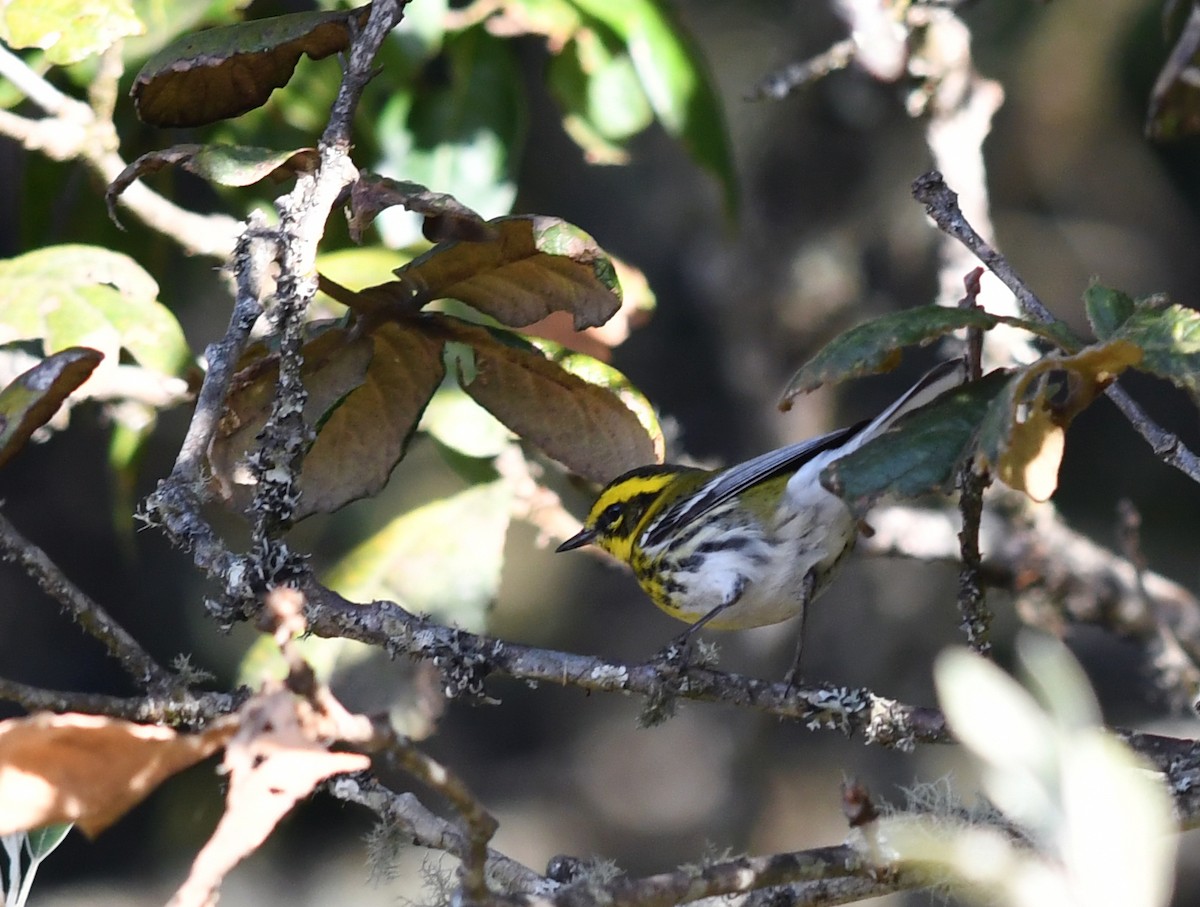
[
  {"xmin": 142, "ymin": 218, "xmax": 278, "ymax": 587},
  {"xmin": 330, "ymin": 774, "xmax": 553, "ymax": 895},
  {"xmin": 748, "ymin": 39, "xmax": 856, "ymax": 101},
  {"xmin": 954, "ymin": 269, "xmax": 993, "ymax": 654}
]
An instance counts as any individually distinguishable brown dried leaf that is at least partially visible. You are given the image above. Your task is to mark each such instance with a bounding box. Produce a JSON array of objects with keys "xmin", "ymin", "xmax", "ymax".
[
  {"xmin": 0, "ymin": 712, "xmax": 235, "ymax": 837},
  {"xmin": 132, "ymin": 7, "xmax": 370, "ymax": 127},
  {"xmin": 391, "ymin": 214, "xmax": 622, "ymax": 329},
  {"xmin": 208, "ymin": 326, "xmax": 374, "ymax": 511},
  {"xmin": 166, "ymin": 690, "xmax": 369, "ymax": 907},
  {"xmin": 291, "ymin": 322, "xmax": 444, "ymax": 517},
  {"xmin": 434, "ymin": 316, "xmax": 659, "ymax": 481},
  {"xmin": 522, "ymin": 255, "xmax": 655, "ymax": 361}
]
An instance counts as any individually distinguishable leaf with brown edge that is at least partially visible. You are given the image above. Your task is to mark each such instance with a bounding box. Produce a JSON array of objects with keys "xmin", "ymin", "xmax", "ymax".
[
  {"xmin": 431, "ymin": 315, "xmax": 660, "ymax": 481},
  {"xmin": 0, "ymin": 712, "xmax": 235, "ymax": 837},
  {"xmin": 523, "ymin": 254, "xmax": 655, "ymax": 361},
  {"xmin": 208, "ymin": 325, "xmax": 374, "ymax": 512},
  {"xmin": 131, "ymin": 6, "xmax": 370, "ymax": 127},
  {"xmin": 780, "ymin": 305, "xmax": 1077, "ymax": 410},
  {"xmin": 107, "ymin": 145, "xmax": 317, "ymax": 226},
  {"xmin": 976, "ymin": 341, "xmax": 1143, "ymax": 502},
  {"xmin": 0, "ymin": 347, "xmax": 103, "ymax": 470},
  {"xmin": 348, "ymin": 175, "xmax": 495, "ymax": 244},
  {"xmin": 290, "ymin": 322, "xmax": 444, "ymax": 518},
  {"xmin": 391, "ymin": 214, "xmax": 623, "ymax": 330}
]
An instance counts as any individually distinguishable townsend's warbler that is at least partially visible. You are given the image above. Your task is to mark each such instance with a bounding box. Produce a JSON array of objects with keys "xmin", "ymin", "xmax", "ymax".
[{"xmin": 557, "ymin": 359, "xmax": 966, "ymax": 676}]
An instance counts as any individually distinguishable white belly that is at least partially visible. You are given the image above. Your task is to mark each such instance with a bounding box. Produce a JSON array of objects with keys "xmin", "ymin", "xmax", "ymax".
[{"xmin": 644, "ymin": 487, "xmax": 857, "ymax": 630}]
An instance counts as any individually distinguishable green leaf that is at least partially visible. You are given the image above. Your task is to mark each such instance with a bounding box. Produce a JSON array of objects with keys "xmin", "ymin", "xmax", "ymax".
[
  {"xmin": 780, "ymin": 305, "xmax": 1076, "ymax": 409},
  {"xmin": 131, "ymin": 6, "xmax": 368, "ymax": 126},
  {"xmin": 1110, "ymin": 297, "xmax": 1200, "ymax": 393},
  {"xmin": 323, "ymin": 479, "xmax": 513, "ymax": 632},
  {"xmin": 432, "ymin": 315, "xmax": 662, "ymax": 480},
  {"xmin": 0, "ymin": 0, "xmax": 144, "ymax": 65},
  {"xmin": 566, "ymin": 0, "xmax": 736, "ymax": 213},
  {"xmin": 0, "ymin": 347, "xmax": 103, "ymax": 470},
  {"xmin": 379, "ymin": 214, "xmax": 622, "ymax": 330},
  {"xmin": 1083, "ymin": 284, "xmax": 1135, "ymax": 340},
  {"xmin": 375, "ymin": 26, "xmax": 523, "ymax": 244},
  {"xmin": 106, "ymin": 144, "xmax": 317, "ymax": 225},
  {"xmin": 24, "ymin": 823, "xmax": 71, "ymax": 860},
  {"xmin": 0, "ymin": 245, "xmax": 190, "ymax": 377},
  {"xmin": 548, "ymin": 27, "xmax": 654, "ymax": 163},
  {"xmin": 821, "ymin": 371, "xmax": 1009, "ymax": 513}
]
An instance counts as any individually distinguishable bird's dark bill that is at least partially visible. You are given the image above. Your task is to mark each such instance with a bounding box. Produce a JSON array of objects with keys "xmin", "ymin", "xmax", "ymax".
[{"xmin": 556, "ymin": 528, "xmax": 597, "ymax": 552}]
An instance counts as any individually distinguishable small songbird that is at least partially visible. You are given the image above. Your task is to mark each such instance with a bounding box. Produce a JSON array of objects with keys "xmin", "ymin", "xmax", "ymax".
[{"xmin": 556, "ymin": 360, "xmax": 966, "ymax": 678}]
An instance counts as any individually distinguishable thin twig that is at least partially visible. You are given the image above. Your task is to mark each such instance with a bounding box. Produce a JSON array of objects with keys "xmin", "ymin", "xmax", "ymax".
[
  {"xmin": 372, "ymin": 726, "xmax": 499, "ymax": 903},
  {"xmin": 0, "ymin": 509, "xmax": 174, "ymax": 689},
  {"xmin": 329, "ymin": 775, "xmax": 553, "ymax": 895},
  {"xmin": 142, "ymin": 218, "xmax": 277, "ymax": 588},
  {"xmin": 954, "ymin": 268, "xmax": 992, "ymax": 655},
  {"xmin": 0, "ymin": 44, "xmax": 78, "ymax": 116},
  {"xmin": 748, "ymin": 39, "xmax": 856, "ymax": 101},
  {"xmin": 911, "ymin": 171, "xmax": 1200, "ymax": 485}
]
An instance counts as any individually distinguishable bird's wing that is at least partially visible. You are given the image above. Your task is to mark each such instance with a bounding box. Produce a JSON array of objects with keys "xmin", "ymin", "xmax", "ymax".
[{"xmin": 641, "ymin": 425, "xmax": 861, "ymax": 547}]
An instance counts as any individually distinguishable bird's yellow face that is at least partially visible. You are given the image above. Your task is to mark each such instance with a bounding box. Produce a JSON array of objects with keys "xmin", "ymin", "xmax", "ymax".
[{"xmin": 556, "ymin": 465, "xmax": 705, "ymax": 563}]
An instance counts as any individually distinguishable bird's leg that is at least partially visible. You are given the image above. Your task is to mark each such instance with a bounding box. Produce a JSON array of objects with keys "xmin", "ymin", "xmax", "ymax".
[
  {"xmin": 782, "ymin": 572, "xmax": 817, "ymax": 691},
  {"xmin": 655, "ymin": 578, "xmax": 746, "ymax": 671}
]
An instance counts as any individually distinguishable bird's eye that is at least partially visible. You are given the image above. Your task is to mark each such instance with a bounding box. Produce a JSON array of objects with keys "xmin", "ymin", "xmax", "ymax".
[{"xmin": 598, "ymin": 503, "xmax": 623, "ymax": 530}]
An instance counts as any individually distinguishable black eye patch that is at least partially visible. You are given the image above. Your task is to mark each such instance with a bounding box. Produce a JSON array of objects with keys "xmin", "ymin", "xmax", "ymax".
[{"xmin": 599, "ymin": 503, "xmax": 623, "ymax": 530}]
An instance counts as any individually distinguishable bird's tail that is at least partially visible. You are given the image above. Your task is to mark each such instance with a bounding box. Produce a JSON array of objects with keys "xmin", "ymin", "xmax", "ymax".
[{"xmin": 854, "ymin": 358, "xmax": 968, "ymax": 449}]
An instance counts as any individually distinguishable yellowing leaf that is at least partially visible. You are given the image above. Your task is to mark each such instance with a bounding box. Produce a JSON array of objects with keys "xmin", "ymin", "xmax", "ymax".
[
  {"xmin": 0, "ymin": 245, "xmax": 190, "ymax": 378},
  {"xmin": 977, "ymin": 342, "xmax": 1142, "ymax": 501},
  {"xmin": 997, "ymin": 406, "xmax": 1064, "ymax": 503},
  {"xmin": 0, "ymin": 0, "xmax": 144, "ymax": 65}
]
